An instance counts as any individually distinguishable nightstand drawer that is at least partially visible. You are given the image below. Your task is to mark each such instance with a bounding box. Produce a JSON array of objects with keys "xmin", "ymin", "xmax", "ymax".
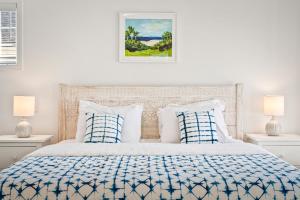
[
  {"xmin": 263, "ymin": 145, "xmax": 300, "ymax": 166},
  {"xmin": 0, "ymin": 146, "xmax": 37, "ymax": 170}
]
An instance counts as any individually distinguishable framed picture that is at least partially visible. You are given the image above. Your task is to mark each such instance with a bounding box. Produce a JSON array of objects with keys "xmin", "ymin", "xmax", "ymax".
[{"xmin": 119, "ymin": 12, "xmax": 176, "ymax": 63}]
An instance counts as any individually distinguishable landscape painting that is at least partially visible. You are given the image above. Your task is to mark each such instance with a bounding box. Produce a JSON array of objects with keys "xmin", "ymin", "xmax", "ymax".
[{"xmin": 119, "ymin": 13, "xmax": 176, "ymax": 62}]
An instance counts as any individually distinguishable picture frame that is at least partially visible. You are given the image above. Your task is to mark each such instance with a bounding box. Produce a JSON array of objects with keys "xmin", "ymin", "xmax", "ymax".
[{"xmin": 119, "ymin": 12, "xmax": 177, "ymax": 63}]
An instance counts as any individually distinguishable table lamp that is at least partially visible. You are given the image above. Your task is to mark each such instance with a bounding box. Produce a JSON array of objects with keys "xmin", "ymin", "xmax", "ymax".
[
  {"xmin": 264, "ymin": 95, "xmax": 284, "ymax": 136},
  {"xmin": 13, "ymin": 96, "xmax": 35, "ymax": 138}
]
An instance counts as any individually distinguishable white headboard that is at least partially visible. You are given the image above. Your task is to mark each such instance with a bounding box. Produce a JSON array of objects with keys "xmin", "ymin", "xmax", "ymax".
[{"xmin": 59, "ymin": 84, "xmax": 243, "ymax": 141}]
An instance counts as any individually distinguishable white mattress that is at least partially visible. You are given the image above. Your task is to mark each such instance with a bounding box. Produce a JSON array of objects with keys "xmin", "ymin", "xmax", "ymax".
[{"xmin": 28, "ymin": 142, "xmax": 269, "ymax": 158}]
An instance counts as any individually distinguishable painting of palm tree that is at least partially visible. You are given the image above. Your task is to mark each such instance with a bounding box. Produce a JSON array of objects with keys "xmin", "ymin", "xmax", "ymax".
[
  {"xmin": 120, "ymin": 13, "xmax": 176, "ymax": 62},
  {"xmin": 125, "ymin": 19, "xmax": 172, "ymax": 57}
]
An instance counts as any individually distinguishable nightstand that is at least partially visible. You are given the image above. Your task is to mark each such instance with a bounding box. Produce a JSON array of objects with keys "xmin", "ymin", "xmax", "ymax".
[
  {"xmin": 245, "ymin": 133, "xmax": 300, "ymax": 168},
  {"xmin": 0, "ymin": 135, "xmax": 53, "ymax": 170}
]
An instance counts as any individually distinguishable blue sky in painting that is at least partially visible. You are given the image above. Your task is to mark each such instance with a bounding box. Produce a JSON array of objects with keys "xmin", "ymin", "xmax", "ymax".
[{"xmin": 125, "ymin": 19, "xmax": 172, "ymax": 37}]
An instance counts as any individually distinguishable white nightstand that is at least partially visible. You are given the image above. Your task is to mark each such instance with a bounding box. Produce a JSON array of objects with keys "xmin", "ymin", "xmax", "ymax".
[
  {"xmin": 245, "ymin": 133, "xmax": 300, "ymax": 168},
  {"xmin": 0, "ymin": 135, "xmax": 53, "ymax": 170}
]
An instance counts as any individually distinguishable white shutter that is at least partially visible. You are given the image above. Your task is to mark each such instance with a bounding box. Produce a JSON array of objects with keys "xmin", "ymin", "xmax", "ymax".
[
  {"xmin": 0, "ymin": 3, "xmax": 17, "ymax": 65},
  {"xmin": 0, "ymin": 3, "xmax": 17, "ymax": 11}
]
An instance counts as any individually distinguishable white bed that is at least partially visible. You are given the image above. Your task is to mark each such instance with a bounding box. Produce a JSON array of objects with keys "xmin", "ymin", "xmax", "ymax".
[
  {"xmin": 1, "ymin": 140, "xmax": 299, "ymax": 199},
  {"xmin": 0, "ymin": 84, "xmax": 299, "ymax": 200}
]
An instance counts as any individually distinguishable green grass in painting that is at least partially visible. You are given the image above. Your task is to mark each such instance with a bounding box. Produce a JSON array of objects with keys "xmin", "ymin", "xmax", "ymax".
[{"xmin": 125, "ymin": 49, "xmax": 172, "ymax": 57}]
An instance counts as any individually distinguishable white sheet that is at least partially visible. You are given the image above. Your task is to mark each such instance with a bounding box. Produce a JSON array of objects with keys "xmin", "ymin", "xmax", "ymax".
[{"xmin": 27, "ymin": 142, "xmax": 269, "ymax": 157}]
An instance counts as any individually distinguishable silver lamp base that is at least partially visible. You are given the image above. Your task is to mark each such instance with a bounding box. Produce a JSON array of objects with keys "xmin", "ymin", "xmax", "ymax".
[
  {"xmin": 15, "ymin": 119, "xmax": 32, "ymax": 138},
  {"xmin": 265, "ymin": 116, "xmax": 281, "ymax": 136}
]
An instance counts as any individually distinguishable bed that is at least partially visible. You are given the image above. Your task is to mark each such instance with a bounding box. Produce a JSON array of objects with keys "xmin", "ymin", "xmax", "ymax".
[{"xmin": 0, "ymin": 84, "xmax": 299, "ymax": 199}]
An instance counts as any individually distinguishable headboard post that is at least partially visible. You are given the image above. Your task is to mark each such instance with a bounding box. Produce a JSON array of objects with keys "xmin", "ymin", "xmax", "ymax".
[
  {"xmin": 58, "ymin": 84, "xmax": 244, "ymax": 141},
  {"xmin": 236, "ymin": 83, "xmax": 244, "ymax": 140},
  {"xmin": 58, "ymin": 84, "xmax": 67, "ymax": 141}
]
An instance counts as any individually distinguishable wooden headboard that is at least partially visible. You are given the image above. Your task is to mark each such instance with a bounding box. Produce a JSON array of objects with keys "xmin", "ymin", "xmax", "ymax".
[{"xmin": 58, "ymin": 84, "xmax": 243, "ymax": 141}]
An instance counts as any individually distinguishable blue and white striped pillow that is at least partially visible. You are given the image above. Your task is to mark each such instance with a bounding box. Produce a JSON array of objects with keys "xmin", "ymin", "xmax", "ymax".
[
  {"xmin": 83, "ymin": 112, "xmax": 124, "ymax": 143},
  {"xmin": 176, "ymin": 110, "xmax": 218, "ymax": 144}
]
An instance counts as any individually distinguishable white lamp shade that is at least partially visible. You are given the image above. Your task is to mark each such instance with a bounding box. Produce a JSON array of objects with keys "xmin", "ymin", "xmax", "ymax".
[
  {"xmin": 264, "ymin": 95, "xmax": 284, "ymax": 116},
  {"xmin": 13, "ymin": 96, "xmax": 35, "ymax": 117}
]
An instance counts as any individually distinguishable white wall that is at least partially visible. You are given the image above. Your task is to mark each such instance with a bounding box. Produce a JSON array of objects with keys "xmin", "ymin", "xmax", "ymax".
[{"xmin": 0, "ymin": 0, "xmax": 299, "ymax": 141}]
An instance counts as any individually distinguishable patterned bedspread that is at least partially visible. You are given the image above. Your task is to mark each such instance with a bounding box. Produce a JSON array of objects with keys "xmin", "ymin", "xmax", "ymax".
[{"xmin": 0, "ymin": 154, "xmax": 300, "ymax": 200}]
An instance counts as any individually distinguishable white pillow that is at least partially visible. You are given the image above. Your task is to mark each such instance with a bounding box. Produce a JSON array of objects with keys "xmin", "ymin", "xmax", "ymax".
[
  {"xmin": 158, "ymin": 99, "xmax": 230, "ymax": 143},
  {"xmin": 76, "ymin": 100, "xmax": 143, "ymax": 143}
]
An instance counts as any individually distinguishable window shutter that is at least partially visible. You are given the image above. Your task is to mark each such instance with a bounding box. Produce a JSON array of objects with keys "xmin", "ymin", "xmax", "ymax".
[{"xmin": 0, "ymin": 3, "xmax": 17, "ymax": 65}]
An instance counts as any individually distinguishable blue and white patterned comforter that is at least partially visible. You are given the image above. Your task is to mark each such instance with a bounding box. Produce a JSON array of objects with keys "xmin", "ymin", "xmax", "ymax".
[{"xmin": 0, "ymin": 143, "xmax": 299, "ymax": 200}]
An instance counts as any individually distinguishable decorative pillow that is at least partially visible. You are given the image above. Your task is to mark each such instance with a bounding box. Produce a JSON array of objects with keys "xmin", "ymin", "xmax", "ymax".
[
  {"xmin": 76, "ymin": 101, "xmax": 143, "ymax": 143},
  {"xmin": 176, "ymin": 111, "xmax": 218, "ymax": 144},
  {"xmin": 83, "ymin": 112, "xmax": 124, "ymax": 143},
  {"xmin": 158, "ymin": 99, "xmax": 229, "ymax": 143}
]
